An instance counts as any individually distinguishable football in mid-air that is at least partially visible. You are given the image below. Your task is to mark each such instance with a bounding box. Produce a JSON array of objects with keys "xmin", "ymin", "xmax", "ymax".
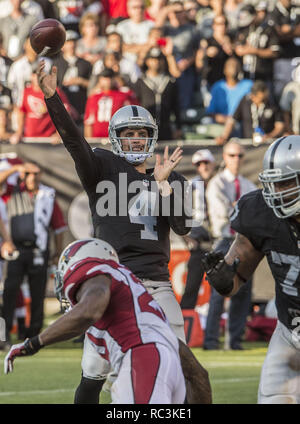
[{"xmin": 30, "ymin": 19, "xmax": 66, "ymax": 56}]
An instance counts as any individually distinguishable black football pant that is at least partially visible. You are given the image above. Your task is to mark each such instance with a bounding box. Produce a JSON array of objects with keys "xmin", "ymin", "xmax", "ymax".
[
  {"xmin": 180, "ymin": 248, "xmax": 207, "ymax": 310},
  {"xmin": 2, "ymin": 248, "xmax": 49, "ymax": 341}
]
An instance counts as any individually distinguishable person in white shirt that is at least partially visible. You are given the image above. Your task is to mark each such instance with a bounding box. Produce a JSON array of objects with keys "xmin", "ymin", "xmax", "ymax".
[
  {"xmin": 0, "ymin": 0, "xmax": 43, "ymax": 20},
  {"xmin": 204, "ymin": 139, "xmax": 257, "ymax": 350},
  {"xmin": 7, "ymin": 37, "xmax": 51, "ymax": 106},
  {"xmin": 115, "ymin": 0, "xmax": 154, "ymax": 62},
  {"xmin": 0, "ymin": 0, "xmax": 38, "ymax": 60}
]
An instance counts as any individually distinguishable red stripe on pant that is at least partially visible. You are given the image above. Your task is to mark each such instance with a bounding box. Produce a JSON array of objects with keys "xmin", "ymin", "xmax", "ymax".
[{"xmin": 131, "ymin": 343, "xmax": 160, "ymax": 404}]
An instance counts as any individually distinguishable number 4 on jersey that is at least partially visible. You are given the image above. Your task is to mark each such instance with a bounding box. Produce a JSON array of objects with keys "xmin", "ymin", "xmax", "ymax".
[{"xmin": 129, "ymin": 190, "xmax": 158, "ymax": 240}]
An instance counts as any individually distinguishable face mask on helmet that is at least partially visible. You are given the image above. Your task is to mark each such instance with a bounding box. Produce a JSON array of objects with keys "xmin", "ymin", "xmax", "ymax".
[
  {"xmin": 55, "ymin": 238, "xmax": 119, "ymax": 311},
  {"xmin": 259, "ymin": 170, "xmax": 300, "ymax": 219},
  {"xmin": 108, "ymin": 105, "xmax": 158, "ymax": 165},
  {"xmin": 55, "ymin": 268, "xmax": 70, "ymax": 312},
  {"xmin": 259, "ymin": 135, "xmax": 300, "ymax": 219}
]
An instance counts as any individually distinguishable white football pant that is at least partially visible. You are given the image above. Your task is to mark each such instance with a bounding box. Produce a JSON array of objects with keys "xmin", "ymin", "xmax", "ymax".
[
  {"xmin": 81, "ymin": 280, "xmax": 186, "ymax": 381},
  {"xmin": 111, "ymin": 343, "xmax": 186, "ymax": 404},
  {"xmin": 258, "ymin": 320, "xmax": 300, "ymax": 404}
]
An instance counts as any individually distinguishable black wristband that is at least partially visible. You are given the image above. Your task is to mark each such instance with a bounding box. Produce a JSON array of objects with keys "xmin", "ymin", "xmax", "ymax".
[{"xmin": 24, "ymin": 336, "xmax": 44, "ymax": 354}]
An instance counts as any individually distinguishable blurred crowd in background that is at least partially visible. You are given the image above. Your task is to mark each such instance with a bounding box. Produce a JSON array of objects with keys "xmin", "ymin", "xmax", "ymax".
[
  {"xmin": 0, "ymin": 0, "xmax": 292, "ymax": 347},
  {"xmin": 0, "ymin": 0, "xmax": 299, "ymax": 145}
]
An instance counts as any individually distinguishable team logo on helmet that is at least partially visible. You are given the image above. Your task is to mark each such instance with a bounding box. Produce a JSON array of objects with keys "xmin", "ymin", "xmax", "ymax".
[
  {"xmin": 61, "ymin": 239, "xmax": 92, "ymax": 265},
  {"xmin": 55, "ymin": 238, "xmax": 119, "ymax": 311}
]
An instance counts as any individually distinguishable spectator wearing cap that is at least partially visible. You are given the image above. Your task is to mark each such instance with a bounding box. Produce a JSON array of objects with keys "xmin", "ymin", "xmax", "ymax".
[
  {"xmin": 234, "ymin": 3, "xmax": 280, "ymax": 94},
  {"xmin": 216, "ymin": 80, "xmax": 285, "ymax": 145},
  {"xmin": 9, "ymin": 63, "xmax": 72, "ymax": 144},
  {"xmin": 84, "ymin": 68, "xmax": 135, "ymax": 138},
  {"xmin": 76, "ymin": 13, "xmax": 107, "ymax": 65},
  {"xmin": 180, "ymin": 149, "xmax": 215, "ymax": 310},
  {"xmin": 133, "ymin": 46, "xmax": 182, "ymax": 140},
  {"xmin": 53, "ymin": 30, "xmax": 92, "ymax": 126},
  {"xmin": 204, "ymin": 140, "xmax": 256, "ymax": 350},
  {"xmin": 155, "ymin": 1, "xmax": 200, "ymax": 110},
  {"xmin": 115, "ymin": 0, "xmax": 154, "ymax": 62}
]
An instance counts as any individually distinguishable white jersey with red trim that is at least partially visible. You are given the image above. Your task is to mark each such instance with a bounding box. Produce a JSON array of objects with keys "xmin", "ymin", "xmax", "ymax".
[{"xmin": 63, "ymin": 258, "xmax": 179, "ymax": 373}]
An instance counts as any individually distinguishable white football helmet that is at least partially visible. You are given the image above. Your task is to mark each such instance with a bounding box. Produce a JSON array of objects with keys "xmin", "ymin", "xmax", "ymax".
[
  {"xmin": 55, "ymin": 238, "xmax": 119, "ymax": 309},
  {"xmin": 108, "ymin": 105, "xmax": 158, "ymax": 165},
  {"xmin": 259, "ymin": 135, "xmax": 300, "ymax": 218}
]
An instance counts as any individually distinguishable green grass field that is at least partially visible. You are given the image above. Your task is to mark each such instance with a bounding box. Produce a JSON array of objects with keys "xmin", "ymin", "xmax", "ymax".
[{"xmin": 0, "ymin": 337, "xmax": 268, "ymax": 404}]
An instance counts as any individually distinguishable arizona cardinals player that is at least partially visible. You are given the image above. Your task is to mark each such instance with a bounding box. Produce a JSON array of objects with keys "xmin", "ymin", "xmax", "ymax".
[
  {"xmin": 4, "ymin": 238, "xmax": 186, "ymax": 404},
  {"xmin": 36, "ymin": 60, "xmax": 212, "ymax": 404},
  {"xmin": 201, "ymin": 135, "xmax": 300, "ymax": 403}
]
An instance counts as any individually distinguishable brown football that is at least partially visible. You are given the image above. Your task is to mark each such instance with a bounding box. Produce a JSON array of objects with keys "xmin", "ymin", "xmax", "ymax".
[{"xmin": 30, "ymin": 19, "xmax": 66, "ymax": 56}]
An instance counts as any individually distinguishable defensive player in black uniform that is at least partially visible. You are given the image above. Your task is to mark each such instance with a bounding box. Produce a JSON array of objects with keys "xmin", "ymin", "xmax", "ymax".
[
  {"xmin": 202, "ymin": 135, "xmax": 300, "ymax": 403},
  {"xmin": 37, "ymin": 61, "xmax": 211, "ymax": 404}
]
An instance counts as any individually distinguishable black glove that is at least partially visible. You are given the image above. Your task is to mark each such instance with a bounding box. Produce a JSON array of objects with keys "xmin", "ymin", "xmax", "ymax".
[
  {"xmin": 4, "ymin": 336, "xmax": 44, "ymax": 374},
  {"xmin": 201, "ymin": 251, "xmax": 239, "ymax": 296}
]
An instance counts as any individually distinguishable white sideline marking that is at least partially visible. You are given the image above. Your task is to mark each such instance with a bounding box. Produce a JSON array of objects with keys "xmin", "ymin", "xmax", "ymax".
[
  {"xmin": 213, "ymin": 377, "xmax": 258, "ymax": 384},
  {"xmin": 0, "ymin": 388, "xmax": 74, "ymax": 397},
  {"xmin": 203, "ymin": 362, "xmax": 262, "ymax": 367},
  {"xmin": 0, "ymin": 377, "xmax": 259, "ymax": 398}
]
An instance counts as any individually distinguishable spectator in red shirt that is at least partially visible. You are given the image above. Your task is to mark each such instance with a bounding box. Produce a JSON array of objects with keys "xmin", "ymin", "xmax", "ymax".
[
  {"xmin": 9, "ymin": 64, "xmax": 71, "ymax": 144},
  {"xmin": 0, "ymin": 162, "xmax": 67, "ymax": 346},
  {"xmin": 101, "ymin": 0, "xmax": 129, "ymax": 20},
  {"xmin": 84, "ymin": 68, "xmax": 134, "ymax": 138}
]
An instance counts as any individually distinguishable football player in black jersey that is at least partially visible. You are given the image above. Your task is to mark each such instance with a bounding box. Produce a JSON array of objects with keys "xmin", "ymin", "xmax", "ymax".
[
  {"xmin": 201, "ymin": 135, "xmax": 300, "ymax": 403},
  {"xmin": 36, "ymin": 61, "xmax": 212, "ymax": 404}
]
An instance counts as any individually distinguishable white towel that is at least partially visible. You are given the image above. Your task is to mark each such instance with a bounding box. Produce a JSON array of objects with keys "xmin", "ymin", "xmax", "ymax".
[{"xmin": 34, "ymin": 184, "xmax": 55, "ymax": 252}]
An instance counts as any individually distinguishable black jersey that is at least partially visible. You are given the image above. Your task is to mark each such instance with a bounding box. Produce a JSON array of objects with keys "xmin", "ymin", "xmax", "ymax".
[
  {"xmin": 45, "ymin": 92, "xmax": 191, "ymax": 281},
  {"xmin": 231, "ymin": 189, "xmax": 300, "ymax": 331}
]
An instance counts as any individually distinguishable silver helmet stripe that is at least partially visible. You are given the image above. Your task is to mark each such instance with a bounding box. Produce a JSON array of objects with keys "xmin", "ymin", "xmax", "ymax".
[{"xmin": 269, "ymin": 136, "xmax": 287, "ymax": 169}]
